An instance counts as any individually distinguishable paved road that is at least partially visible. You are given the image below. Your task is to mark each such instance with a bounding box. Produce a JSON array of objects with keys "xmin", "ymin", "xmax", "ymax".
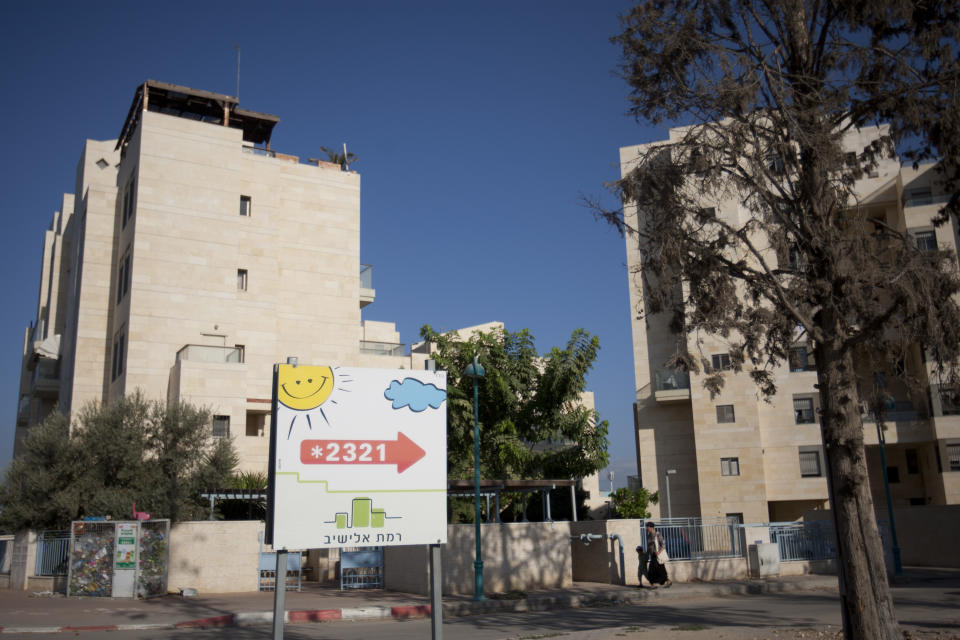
[{"xmin": 19, "ymin": 584, "xmax": 959, "ymax": 640}]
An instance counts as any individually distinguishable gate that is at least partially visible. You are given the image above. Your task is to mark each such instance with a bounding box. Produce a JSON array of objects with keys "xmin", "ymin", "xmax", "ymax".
[{"xmin": 35, "ymin": 530, "xmax": 70, "ymax": 576}]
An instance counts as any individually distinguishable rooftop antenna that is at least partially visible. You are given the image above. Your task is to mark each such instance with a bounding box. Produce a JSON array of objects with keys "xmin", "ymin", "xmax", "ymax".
[
  {"xmin": 342, "ymin": 142, "xmax": 350, "ymax": 171},
  {"xmin": 234, "ymin": 45, "xmax": 241, "ymax": 100}
]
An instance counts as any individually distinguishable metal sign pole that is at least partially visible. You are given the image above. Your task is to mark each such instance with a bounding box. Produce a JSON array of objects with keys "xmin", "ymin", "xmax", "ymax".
[
  {"xmin": 272, "ymin": 549, "xmax": 287, "ymax": 640},
  {"xmin": 429, "ymin": 544, "xmax": 443, "ymax": 640}
]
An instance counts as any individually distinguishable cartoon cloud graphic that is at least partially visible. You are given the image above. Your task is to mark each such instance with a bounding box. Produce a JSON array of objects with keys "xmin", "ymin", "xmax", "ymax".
[{"xmin": 384, "ymin": 378, "xmax": 447, "ymax": 412}]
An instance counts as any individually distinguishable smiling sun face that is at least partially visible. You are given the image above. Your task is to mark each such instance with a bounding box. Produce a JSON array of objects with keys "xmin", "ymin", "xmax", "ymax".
[{"xmin": 278, "ymin": 365, "xmax": 334, "ymax": 411}]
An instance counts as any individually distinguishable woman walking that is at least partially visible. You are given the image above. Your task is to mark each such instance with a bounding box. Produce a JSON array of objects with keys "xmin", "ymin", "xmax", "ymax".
[{"xmin": 645, "ymin": 521, "xmax": 672, "ymax": 587}]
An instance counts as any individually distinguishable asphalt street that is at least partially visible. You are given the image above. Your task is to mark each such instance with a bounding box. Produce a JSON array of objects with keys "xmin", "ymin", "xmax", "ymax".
[{"xmin": 17, "ymin": 584, "xmax": 959, "ymax": 640}]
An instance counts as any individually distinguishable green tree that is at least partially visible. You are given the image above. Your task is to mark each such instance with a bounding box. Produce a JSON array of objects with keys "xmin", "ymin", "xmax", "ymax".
[
  {"xmin": 598, "ymin": 2, "xmax": 960, "ymax": 637},
  {"xmin": 0, "ymin": 392, "xmax": 237, "ymax": 530},
  {"xmin": 421, "ymin": 324, "xmax": 610, "ymax": 520},
  {"xmin": 608, "ymin": 488, "xmax": 659, "ymax": 520}
]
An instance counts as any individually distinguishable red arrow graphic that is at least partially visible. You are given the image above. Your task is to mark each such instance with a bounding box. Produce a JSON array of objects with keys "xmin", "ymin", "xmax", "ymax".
[{"xmin": 299, "ymin": 432, "xmax": 426, "ymax": 473}]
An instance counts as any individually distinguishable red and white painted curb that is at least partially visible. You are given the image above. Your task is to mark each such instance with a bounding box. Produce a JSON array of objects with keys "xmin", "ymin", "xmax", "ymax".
[{"xmin": 0, "ymin": 604, "xmax": 433, "ymax": 634}]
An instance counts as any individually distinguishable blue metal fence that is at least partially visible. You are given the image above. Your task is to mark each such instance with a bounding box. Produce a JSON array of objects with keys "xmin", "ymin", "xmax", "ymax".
[
  {"xmin": 769, "ymin": 521, "xmax": 835, "ymax": 561},
  {"xmin": 35, "ymin": 530, "xmax": 70, "ymax": 576},
  {"xmin": 657, "ymin": 517, "xmax": 744, "ymax": 560}
]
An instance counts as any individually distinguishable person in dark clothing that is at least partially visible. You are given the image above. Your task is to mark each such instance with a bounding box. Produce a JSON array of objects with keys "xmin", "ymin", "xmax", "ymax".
[{"xmin": 645, "ymin": 521, "xmax": 672, "ymax": 587}]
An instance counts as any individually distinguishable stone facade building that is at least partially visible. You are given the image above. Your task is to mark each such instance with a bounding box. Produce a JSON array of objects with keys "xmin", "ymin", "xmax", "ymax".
[{"xmin": 621, "ymin": 125, "xmax": 960, "ymax": 523}]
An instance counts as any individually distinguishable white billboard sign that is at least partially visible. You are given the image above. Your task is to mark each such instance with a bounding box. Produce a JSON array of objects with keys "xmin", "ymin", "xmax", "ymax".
[{"xmin": 267, "ymin": 365, "xmax": 447, "ymax": 550}]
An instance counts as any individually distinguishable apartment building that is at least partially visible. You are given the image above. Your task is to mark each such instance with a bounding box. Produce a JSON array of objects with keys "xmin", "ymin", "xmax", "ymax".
[
  {"xmin": 621, "ymin": 125, "xmax": 960, "ymax": 523},
  {"xmin": 13, "ymin": 80, "xmax": 413, "ymax": 472},
  {"xmin": 13, "ymin": 81, "xmax": 609, "ymax": 511}
]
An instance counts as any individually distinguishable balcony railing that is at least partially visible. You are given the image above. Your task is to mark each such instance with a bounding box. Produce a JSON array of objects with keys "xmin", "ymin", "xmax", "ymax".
[
  {"xmin": 176, "ymin": 345, "xmax": 243, "ymax": 364},
  {"xmin": 360, "ymin": 264, "xmax": 373, "ymax": 289},
  {"xmin": 654, "ymin": 370, "xmax": 690, "ymax": 391},
  {"xmin": 653, "ymin": 369, "xmax": 691, "ymax": 403},
  {"xmin": 359, "ymin": 341, "xmax": 405, "ymax": 357}
]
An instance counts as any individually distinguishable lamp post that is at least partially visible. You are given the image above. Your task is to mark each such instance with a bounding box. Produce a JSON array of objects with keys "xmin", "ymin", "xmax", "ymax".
[
  {"xmin": 464, "ymin": 355, "xmax": 486, "ymax": 601},
  {"xmin": 664, "ymin": 469, "xmax": 677, "ymax": 519}
]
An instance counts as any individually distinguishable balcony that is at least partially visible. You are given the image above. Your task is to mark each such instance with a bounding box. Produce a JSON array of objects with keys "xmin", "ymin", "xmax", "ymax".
[
  {"xmin": 360, "ymin": 341, "xmax": 405, "ymax": 357},
  {"xmin": 176, "ymin": 345, "xmax": 243, "ymax": 363},
  {"xmin": 31, "ymin": 358, "xmax": 60, "ymax": 397},
  {"xmin": 654, "ymin": 369, "xmax": 691, "ymax": 403},
  {"xmin": 360, "ymin": 264, "xmax": 375, "ymax": 308}
]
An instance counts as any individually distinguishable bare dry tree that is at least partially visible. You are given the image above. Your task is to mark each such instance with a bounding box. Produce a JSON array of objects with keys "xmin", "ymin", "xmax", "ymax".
[{"xmin": 595, "ymin": 1, "xmax": 960, "ymax": 638}]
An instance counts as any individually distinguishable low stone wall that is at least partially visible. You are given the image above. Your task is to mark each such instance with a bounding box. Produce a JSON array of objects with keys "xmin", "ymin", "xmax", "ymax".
[
  {"xmin": 887, "ymin": 505, "xmax": 960, "ymax": 568},
  {"xmin": 384, "ymin": 521, "xmax": 573, "ymax": 595},
  {"xmin": 168, "ymin": 521, "xmax": 265, "ymax": 593}
]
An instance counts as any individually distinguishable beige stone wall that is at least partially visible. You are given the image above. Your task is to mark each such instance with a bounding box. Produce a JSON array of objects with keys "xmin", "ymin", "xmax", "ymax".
[
  {"xmin": 168, "ymin": 520, "xmax": 265, "ymax": 593},
  {"xmin": 384, "ymin": 522, "xmax": 573, "ymax": 595}
]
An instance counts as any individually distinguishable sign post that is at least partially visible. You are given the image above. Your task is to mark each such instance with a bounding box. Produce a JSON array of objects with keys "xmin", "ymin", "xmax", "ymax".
[{"xmin": 266, "ymin": 364, "xmax": 448, "ymax": 633}]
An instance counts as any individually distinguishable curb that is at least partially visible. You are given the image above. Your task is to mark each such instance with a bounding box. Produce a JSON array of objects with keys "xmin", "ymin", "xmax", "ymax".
[
  {"xmin": 0, "ymin": 604, "xmax": 433, "ymax": 634},
  {"xmin": 0, "ymin": 579, "xmax": 835, "ymax": 634}
]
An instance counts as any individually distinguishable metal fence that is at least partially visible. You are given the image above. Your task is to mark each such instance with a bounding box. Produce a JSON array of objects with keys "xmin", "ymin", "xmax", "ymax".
[
  {"xmin": 35, "ymin": 530, "xmax": 70, "ymax": 576},
  {"xmin": 657, "ymin": 517, "xmax": 744, "ymax": 560},
  {"xmin": 340, "ymin": 547, "xmax": 384, "ymax": 589},
  {"xmin": 769, "ymin": 521, "xmax": 836, "ymax": 561}
]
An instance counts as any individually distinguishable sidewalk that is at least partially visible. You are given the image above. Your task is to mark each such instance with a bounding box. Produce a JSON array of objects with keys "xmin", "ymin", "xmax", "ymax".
[{"xmin": 0, "ymin": 572, "xmax": 865, "ymax": 635}]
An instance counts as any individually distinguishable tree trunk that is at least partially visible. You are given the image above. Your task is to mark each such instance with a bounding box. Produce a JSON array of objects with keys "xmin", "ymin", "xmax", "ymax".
[{"xmin": 816, "ymin": 336, "xmax": 900, "ymax": 639}]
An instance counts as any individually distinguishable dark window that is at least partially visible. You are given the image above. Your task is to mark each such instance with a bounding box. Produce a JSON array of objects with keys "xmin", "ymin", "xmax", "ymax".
[
  {"xmin": 794, "ymin": 397, "xmax": 816, "ymax": 424},
  {"xmin": 939, "ymin": 387, "xmax": 960, "ymax": 415},
  {"xmin": 235, "ymin": 344, "xmax": 245, "ymax": 363},
  {"xmin": 116, "ymin": 249, "xmax": 131, "ymax": 305},
  {"xmin": 721, "ymin": 457, "xmax": 740, "ymax": 476},
  {"xmin": 948, "ymin": 444, "xmax": 960, "ymax": 472},
  {"xmin": 716, "ymin": 404, "xmax": 735, "ymax": 423},
  {"xmin": 887, "ymin": 466, "xmax": 900, "ymax": 483},
  {"xmin": 906, "ymin": 188, "xmax": 933, "ymax": 206},
  {"xmin": 906, "ymin": 449, "xmax": 919, "ymax": 474},
  {"xmin": 909, "ymin": 498, "xmax": 926, "ymax": 506},
  {"xmin": 799, "ymin": 449, "xmax": 822, "ymax": 477},
  {"xmin": 212, "ymin": 415, "xmax": 230, "ymax": 438},
  {"xmin": 121, "ymin": 173, "xmax": 137, "ymax": 229},
  {"xmin": 238, "ymin": 269, "xmax": 248, "ymax": 291},
  {"xmin": 712, "ymin": 353, "xmax": 732, "ymax": 371},
  {"xmin": 111, "ymin": 328, "xmax": 126, "ymax": 381},
  {"xmin": 789, "ymin": 346, "xmax": 815, "ymax": 372},
  {"xmin": 245, "ymin": 412, "xmax": 264, "ymax": 437},
  {"xmin": 240, "ymin": 195, "xmax": 252, "ymax": 216},
  {"xmin": 915, "ymin": 230, "xmax": 937, "ymax": 252}
]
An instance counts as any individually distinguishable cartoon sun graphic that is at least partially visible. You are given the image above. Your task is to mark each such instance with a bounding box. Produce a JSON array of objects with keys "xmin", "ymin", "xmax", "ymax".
[{"xmin": 277, "ymin": 365, "xmax": 352, "ymax": 438}]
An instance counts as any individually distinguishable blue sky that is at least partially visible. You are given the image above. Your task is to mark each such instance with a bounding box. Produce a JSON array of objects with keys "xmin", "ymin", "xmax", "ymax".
[{"xmin": 0, "ymin": 1, "xmax": 659, "ymax": 490}]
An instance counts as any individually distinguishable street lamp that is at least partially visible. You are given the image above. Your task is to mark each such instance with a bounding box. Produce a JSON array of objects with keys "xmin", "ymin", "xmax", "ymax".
[
  {"xmin": 463, "ymin": 355, "xmax": 486, "ymax": 601},
  {"xmin": 664, "ymin": 469, "xmax": 677, "ymax": 520}
]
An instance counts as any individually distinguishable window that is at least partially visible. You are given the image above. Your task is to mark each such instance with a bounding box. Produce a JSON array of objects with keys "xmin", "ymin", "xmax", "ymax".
[
  {"xmin": 716, "ymin": 404, "xmax": 735, "ymax": 423},
  {"xmin": 909, "ymin": 498, "xmax": 926, "ymax": 506},
  {"xmin": 799, "ymin": 447, "xmax": 823, "ymax": 477},
  {"xmin": 948, "ymin": 444, "xmax": 960, "ymax": 471},
  {"xmin": 712, "ymin": 353, "xmax": 732, "ymax": 371},
  {"xmin": 794, "ymin": 396, "xmax": 816, "ymax": 424},
  {"xmin": 111, "ymin": 327, "xmax": 126, "ymax": 381},
  {"xmin": 721, "ymin": 457, "xmax": 740, "ymax": 476},
  {"xmin": 212, "ymin": 415, "xmax": 230, "ymax": 438},
  {"xmin": 887, "ymin": 466, "xmax": 901, "ymax": 483},
  {"xmin": 240, "ymin": 195, "xmax": 252, "ymax": 217},
  {"xmin": 906, "ymin": 187, "xmax": 933, "ymax": 206},
  {"xmin": 237, "ymin": 269, "xmax": 248, "ymax": 291},
  {"xmin": 246, "ymin": 412, "xmax": 264, "ymax": 437},
  {"xmin": 906, "ymin": 448, "xmax": 919, "ymax": 475},
  {"xmin": 789, "ymin": 346, "xmax": 815, "ymax": 372},
  {"xmin": 938, "ymin": 386, "xmax": 960, "ymax": 416},
  {"xmin": 914, "ymin": 230, "xmax": 937, "ymax": 252},
  {"xmin": 116, "ymin": 249, "xmax": 131, "ymax": 305},
  {"xmin": 788, "ymin": 244, "xmax": 807, "ymax": 271},
  {"xmin": 121, "ymin": 173, "xmax": 136, "ymax": 229},
  {"xmin": 235, "ymin": 344, "xmax": 245, "ymax": 364}
]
